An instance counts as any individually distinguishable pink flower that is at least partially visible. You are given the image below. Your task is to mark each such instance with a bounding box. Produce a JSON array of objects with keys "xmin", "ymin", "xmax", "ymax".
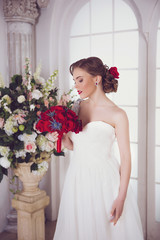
[
  {"xmin": 14, "ymin": 114, "xmax": 26, "ymax": 124},
  {"xmin": 24, "ymin": 142, "xmax": 36, "ymax": 153},
  {"xmin": 0, "ymin": 118, "xmax": 4, "ymax": 128},
  {"xmin": 58, "ymin": 94, "xmax": 71, "ymax": 106}
]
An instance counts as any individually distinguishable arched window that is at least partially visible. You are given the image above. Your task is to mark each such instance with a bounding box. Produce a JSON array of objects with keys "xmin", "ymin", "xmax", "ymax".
[{"xmin": 69, "ymin": 0, "xmax": 139, "ymax": 198}]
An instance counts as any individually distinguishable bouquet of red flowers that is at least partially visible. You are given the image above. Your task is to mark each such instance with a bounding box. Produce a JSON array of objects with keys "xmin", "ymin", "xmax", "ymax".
[{"xmin": 36, "ymin": 105, "xmax": 82, "ymax": 154}]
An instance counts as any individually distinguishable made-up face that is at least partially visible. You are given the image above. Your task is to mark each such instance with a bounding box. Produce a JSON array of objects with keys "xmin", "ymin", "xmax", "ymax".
[{"xmin": 73, "ymin": 67, "xmax": 97, "ymax": 99}]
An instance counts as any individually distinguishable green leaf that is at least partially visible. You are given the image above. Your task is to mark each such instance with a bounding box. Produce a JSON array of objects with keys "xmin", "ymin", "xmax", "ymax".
[
  {"xmin": 31, "ymin": 162, "xmax": 38, "ymax": 171},
  {"xmin": 9, "ymin": 82, "xmax": 17, "ymax": 90},
  {"xmin": 25, "ymin": 153, "xmax": 31, "ymax": 163},
  {"xmin": 53, "ymin": 149, "xmax": 65, "ymax": 157}
]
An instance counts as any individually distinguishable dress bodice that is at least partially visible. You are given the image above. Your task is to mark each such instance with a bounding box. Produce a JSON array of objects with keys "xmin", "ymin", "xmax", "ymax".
[{"xmin": 71, "ymin": 121, "xmax": 118, "ymax": 169}]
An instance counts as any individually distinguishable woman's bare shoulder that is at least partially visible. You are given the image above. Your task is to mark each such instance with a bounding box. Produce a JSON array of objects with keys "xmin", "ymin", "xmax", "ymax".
[{"xmin": 111, "ymin": 105, "xmax": 129, "ymax": 126}]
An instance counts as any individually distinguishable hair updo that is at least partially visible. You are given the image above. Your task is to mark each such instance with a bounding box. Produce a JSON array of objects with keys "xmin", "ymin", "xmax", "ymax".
[{"xmin": 69, "ymin": 57, "xmax": 118, "ymax": 93}]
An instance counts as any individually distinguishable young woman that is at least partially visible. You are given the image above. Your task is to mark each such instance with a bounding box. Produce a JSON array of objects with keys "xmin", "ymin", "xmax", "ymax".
[{"xmin": 53, "ymin": 57, "xmax": 143, "ymax": 240}]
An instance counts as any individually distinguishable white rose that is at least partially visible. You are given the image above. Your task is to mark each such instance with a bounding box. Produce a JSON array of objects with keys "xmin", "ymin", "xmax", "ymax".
[
  {"xmin": 18, "ymin": 132, "xmax": 37, "ymax": 142},
  {"xmin": 32, "ymin": 161, "xmax": 49, "ymax": 175},
  {"xmin": 17, "ymin": 95, "xmax": 25, "ymax": 103},
  {"xmin": 15, "ymin": 150, "xmax": 26, "ymax": 158},
  {"xmin": 0, "ymin": 157, "xmax": 11, "ymax": 168},
  {"xmin": 30, "ymin": 104, "xmax": 35, "ymax": 111},
  {"xmin": 2, "ymin": 95, "xmax": 11, "ymax": 104},
  {"xmin": 31, "ymin": 90, "xmax": 43, "ymax": 100},
  {"xmin": 0, "ymin": 146, "xmax": 10, "ymax": 157},
  {"xmin": 36, "ymin": 135, "xmax": 47, "ymax": 151},
  {"xmin": 4, "ymin": 116, "xmax": 16, "ymax": 136}
]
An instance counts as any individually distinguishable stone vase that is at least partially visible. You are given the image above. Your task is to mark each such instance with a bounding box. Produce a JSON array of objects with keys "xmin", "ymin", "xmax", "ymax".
[{"xmin": 12, "ymin": 161, "xmax": 50, "ymax": 240}]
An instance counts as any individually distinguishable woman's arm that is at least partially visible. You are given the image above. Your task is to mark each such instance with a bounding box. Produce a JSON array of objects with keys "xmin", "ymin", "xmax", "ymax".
[{"xmin": 110, "ymin": 109, "xmax": 131, "ymax": 225}]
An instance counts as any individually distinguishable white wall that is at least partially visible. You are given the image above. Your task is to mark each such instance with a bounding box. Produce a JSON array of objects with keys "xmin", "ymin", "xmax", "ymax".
[{"xmin": 0, "ymin": 1, "xmax": 11, "ymax": 232}]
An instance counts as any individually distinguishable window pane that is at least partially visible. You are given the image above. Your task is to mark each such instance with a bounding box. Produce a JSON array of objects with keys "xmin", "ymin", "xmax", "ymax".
[
  {"xmin": 70, "ymin": 3, "xmax": 90, "ymax": 36},
  {"xmin": 115, "ymin": 0, "xmax": 138, "ymax": 31},
  {"xmin": 155, "ymin": 147, "xmax": 160, "ymax": 183},
  {"xmin": 155, "ymin": 184, "xmax": 160, "ymax": 222},
  {"xmin": 122, "ymin": 107, "xmax": 138, "ymax": 142},
  {"xmin": 114, "ymin": 32, "xmax": 138, "ymax": 68},
  {"xmin": 70, "ymin": 37, "xmax": 90, "ymax": 64},
  {"xmin": 130, "ymin": 178, "xmax": 138, "ymax": 200},
  {"xmin": 157, "ymin": 30, "xmax": 160, "ymax": 68},
  {"xmin": 91, "ymin": 0, "xmax": 112, "ymax": 33},
  {"xmin": 91, "ymin": 34, "xmax": 113, "ymax": 66},
  {"xmin": 156, "ymin": 70, "xmax": 160, "ymax": 107},
  {"xmin": 156, "ymin": 109, "xmax": 160, "ymax": 145},
  {"xmin": 130, "ymin": 143, "xmax": 138, "ymax": 178},
  {"xmin": 113, "ymin": 70, "xmax": 138, "ymax": 105}
]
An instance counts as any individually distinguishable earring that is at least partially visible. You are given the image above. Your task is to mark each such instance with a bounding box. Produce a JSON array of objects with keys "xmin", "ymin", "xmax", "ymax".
[{"xmin": 95, "ymin": 82, "xmax": 98, "ymax": 86}]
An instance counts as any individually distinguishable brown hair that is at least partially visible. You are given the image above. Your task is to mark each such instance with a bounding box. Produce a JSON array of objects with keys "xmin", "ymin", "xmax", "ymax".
[{"xmin": 69, "ymin": 57, "xmax": 118, "ymax": 93}]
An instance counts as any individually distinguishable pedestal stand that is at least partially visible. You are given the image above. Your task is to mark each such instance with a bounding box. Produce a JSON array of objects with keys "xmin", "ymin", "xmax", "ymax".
[{"xmin": 12, "ymin": 191, "xmax": 49, "ymax": 240}]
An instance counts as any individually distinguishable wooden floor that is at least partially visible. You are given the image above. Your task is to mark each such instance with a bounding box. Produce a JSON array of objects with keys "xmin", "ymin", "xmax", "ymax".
[{"xmin": 0, "ymin": 221, "xmax": 56, "ymax": 240}]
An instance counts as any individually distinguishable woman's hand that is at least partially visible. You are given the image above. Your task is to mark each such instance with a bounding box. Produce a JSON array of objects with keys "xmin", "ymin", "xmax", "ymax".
[
  {"xmin": 110, "ymin": 196, "xmax": 125, "ymax": 225},
  {"xmin": 46, "ymin": 132, "xmax": 59, "ymax": 142}
]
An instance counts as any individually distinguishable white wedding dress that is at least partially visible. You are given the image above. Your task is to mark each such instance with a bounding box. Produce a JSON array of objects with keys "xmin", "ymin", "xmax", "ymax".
[{"xmin": 53, "ymin": 120, "xmax": 144, "ymax": 240}]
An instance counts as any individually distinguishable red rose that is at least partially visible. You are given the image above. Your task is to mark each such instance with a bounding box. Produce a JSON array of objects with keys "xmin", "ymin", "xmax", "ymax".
[
  {"xmin": 54, "ymin": 111, "xmax": 66, "ymax": 122},
  {"xmin": 66, "ymin": 109, "xmax": 78, "ymax": 120},
  {"xmin": 36, "ymin": 120, "xmax": 49, "ymax": 132},
  {"xmin": 40, "ymin": 111, "xmax": 51, "ymax": 121},
  {"xmin": 65, "ymin": 120, "xmax": 75, "ymax": 132},
  {"xmin": 109, "ymin": 67, "xmax": 119, "ymax": 79},
  {"xmin": 74, "ymin": 120, "xmax": 82, "ymax": 134}
]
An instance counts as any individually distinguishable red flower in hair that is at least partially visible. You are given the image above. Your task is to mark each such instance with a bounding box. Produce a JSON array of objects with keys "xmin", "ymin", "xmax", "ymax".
[{"xmin": 109, "ymin": 67, "xmax": 119, "ymax": 79}]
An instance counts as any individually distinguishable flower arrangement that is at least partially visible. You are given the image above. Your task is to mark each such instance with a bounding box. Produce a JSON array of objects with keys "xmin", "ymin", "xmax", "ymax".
[{"xmin": 0, "ymin": 58, "xmax": 74, "ymax": 182}]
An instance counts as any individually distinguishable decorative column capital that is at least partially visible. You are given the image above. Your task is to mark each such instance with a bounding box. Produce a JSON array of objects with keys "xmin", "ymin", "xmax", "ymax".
[
  {"xmin": 3, "ymin": 0, "xmax": 39, "ymax": 24},
  {"xmin": 37, "ymin": 0, "xmax": 50, "ymax": 8}
]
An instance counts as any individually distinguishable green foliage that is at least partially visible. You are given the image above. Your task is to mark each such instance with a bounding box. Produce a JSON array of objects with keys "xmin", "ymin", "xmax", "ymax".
[{"xmin": 31, "ymin": 162, "xmax": 38, "ymax": 171}]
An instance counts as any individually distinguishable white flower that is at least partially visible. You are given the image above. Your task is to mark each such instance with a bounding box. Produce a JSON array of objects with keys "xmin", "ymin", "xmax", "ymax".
[
  {"xmin": 0, "ymin": 146, "xmax": 10, "ymax": 157},
  {"xmin": 24, "ymin": 142, "xmax": 37, "ymax": 153},
  {"xmin": 15, "ymin": 150, "xmax": 26, "ymax": 158},
  {"xmin": 17, "ymin": 95, "xmax": 25, "ymax": 103},
  {"xmin": 32, "ymin": 161, "xmax": 49, "ymax": 175},
  {"xmin": 35, "ymin": 77, "xmax": 45, "ymax": 85},
  {"xmin": 36, "ymin": 135, "xmax": 47, "ymax": 151},
  {"xmin": 3, "ymin": 103, "xmax": 12, "ymax": 114},
  {"xmin": 18, "ymin": 132, "xmax": 37, "ymax": 142},
  {"xmin": 4, "ymin": 116, "xmax": 17, "ymax": 136},
  {"xmin": 2, "ymin": 95, "xmax": 11, "ymax": 104},
  {"xmin": 45, "ymin": 141, "xmax": 54, "ymax": 152},
  {"xmin": 31, "ymin": 89, "xmax": 43, "ymax": 100},
  {"xmin": 30, "ymin": 104, "xmax": 35, "ymax": 111},
  {"xmin": 0, "ymin": 157, "xmax": 11, "ymax": 168}
]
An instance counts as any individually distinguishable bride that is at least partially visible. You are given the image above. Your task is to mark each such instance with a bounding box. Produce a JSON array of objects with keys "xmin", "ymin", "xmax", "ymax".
[{"xmin": 53, "ymin": 57, "xmax": 143, "ymax": 240}]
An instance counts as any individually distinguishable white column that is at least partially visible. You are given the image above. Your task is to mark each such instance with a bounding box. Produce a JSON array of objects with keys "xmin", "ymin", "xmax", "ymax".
[
  {"xmin": 3, "ymin": 0, "xmax": 39, "ymax": 79},
  {"xmin": 7, "ymin": 22, "xmax": 34, "ymax": 78}
]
